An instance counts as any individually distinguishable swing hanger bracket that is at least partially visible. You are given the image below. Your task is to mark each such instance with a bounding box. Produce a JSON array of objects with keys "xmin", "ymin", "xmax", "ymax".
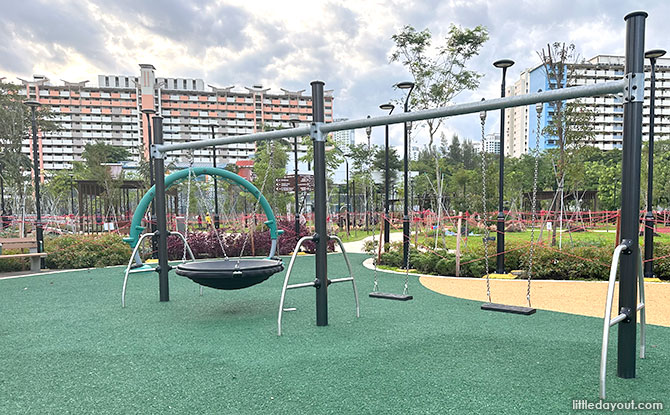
[{"xmin": 623, "ymin": 72, "xmax": 644, "ymax": 103}]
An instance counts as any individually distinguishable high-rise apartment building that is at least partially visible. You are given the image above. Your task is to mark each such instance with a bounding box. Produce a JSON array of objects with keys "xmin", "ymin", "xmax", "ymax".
[
  {"xmin": 16, "ymin": 64, "xmax": 334, "ymax": 173},
  {"xmin": 332, "ymin": 118, "xmax": 355, "ymax": 149},
  {"xmin": 505, "ymin": 55, "xmax": 670, "ymax": 156},
  {"xmin": 482, "ymin": 133, "xmax": 501, "ymax": 154}
]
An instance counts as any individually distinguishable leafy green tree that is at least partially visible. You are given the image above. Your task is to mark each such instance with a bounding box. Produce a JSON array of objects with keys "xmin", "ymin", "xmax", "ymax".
[
  {"xmin": 390, "ymin": 23, "xmax": 489, "ymax": 216},
  {"xmin": 251, "ymin": 140, "xmax": 290, "ymax": 214}
]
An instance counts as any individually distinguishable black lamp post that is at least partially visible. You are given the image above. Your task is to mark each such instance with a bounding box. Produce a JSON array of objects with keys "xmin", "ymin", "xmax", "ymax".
[
  {"xmin": 397, "ymin": 81, "xmax": 415, "ymax": 269},
  {"xmin": 643, "ymin": 48, "xmax": 666, "ymax": 280},
  {"xmin": 141, "ymin": 108, "xmax": 157, "ymax": 257},
  {"xmin": 365, "ymin": 115, "xmax": 372, "ymax": 232},
  {"xmin": 210, "ymin": 124, "xmax": 220, "ymax": 228},
  {"xmin": 69, "ymin": 172, "xmax": 75, "ymax": 215},
  {"xmin": 493, "ymin": 59, "xmax": 514, "ymax": 274},
  {"xmin": 379, "ymin": 103, "xmax": 395, "ymax": 246},
  {"xmin": 334, "ymin": 146, "xmax": 350, "ymax": 236},
  {"xmin": 290, "ymin": 117, "xmax": 301, "ymax": 241},
  {"xmin": 25, "ymin": 99, "xmax": 44, "ymax": 265}
]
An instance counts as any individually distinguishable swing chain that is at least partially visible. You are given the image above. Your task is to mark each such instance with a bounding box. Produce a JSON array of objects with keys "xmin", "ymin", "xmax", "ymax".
[
  {"xmin": 526, "ymin": 98, "xmax": 543, "ymax": 307},
  {"xmin": 480, "ymin": 104, "xmax": 491, "ymax": 303},
  {"xmin": 183, "ymin": 150, "xmax": 195, "ymax": 261}
]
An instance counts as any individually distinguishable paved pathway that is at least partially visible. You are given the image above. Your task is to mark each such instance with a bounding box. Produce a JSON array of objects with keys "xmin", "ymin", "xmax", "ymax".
[{"xmin": 338, "ymin": 231, "xmax": 404, "ymax": 254}]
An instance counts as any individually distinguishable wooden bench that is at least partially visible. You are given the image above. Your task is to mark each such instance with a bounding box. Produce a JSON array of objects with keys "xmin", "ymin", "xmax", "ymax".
[{"xmin": 0, "ymin": 238, "xmax": 47, "ymax": 272}]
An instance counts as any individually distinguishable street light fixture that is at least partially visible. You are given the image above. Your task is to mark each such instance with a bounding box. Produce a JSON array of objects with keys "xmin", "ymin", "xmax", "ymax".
[
  {"xmin": 379, "ymin": 103, "xmax": 394, "ymax": 246},
  {"xmin": 24, "ymin": 99, "xmax": 44, "ymax": 267},
  {"xmin": 492, "ymin": 59, "xmax": 514, "ymax": 274},
  {"xmin": 643, "ymin": 48, "xmax": 666, "ymax": 280},
  {"xmin": 397, "ymin": 81, "xmax": 415, "ymax": 269},
  {"xmin": 289, "ymin": 117, "xmax": 302, "ymax": 241}
]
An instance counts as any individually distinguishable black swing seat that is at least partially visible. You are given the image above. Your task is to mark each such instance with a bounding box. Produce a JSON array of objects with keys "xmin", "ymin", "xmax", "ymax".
[
  {"xmin": 481, "ymin": 302, "xmax": 536, "ymax": 315},
  {"xmin": 369, "ymin": 292, "xmax": 413, "ymax": 301},
  {"xmin": 175, "ymin": 258, "xmax": 284, "ymax": 290}
]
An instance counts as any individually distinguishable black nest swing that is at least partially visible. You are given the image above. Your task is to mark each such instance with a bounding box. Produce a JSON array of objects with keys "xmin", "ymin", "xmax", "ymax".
[{"xmin": 176, "ymin": 257, "xmax": 284, "ymax": 290}]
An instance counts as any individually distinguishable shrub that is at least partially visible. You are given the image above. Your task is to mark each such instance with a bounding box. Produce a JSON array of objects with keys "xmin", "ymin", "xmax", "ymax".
[{"xmin": 45, "ymin": 234, "xmax": 131, "ymax": 269}]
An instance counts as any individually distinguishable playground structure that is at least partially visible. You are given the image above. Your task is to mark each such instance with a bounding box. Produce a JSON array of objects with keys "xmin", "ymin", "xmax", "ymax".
[{"xmin": 124, "ymin": 11, "xmax": 650, "ymax": 399}]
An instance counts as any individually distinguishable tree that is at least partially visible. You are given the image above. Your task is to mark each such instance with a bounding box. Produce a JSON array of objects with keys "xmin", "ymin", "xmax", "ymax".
[
  {"xmin": 0, "ymin": 80, "xmax": 58, "ymax": 222},
  {"xmin": 390, "ymin": 24, "xmax": 488, "ymax": 228},
  {"xmin": 251, "ymin": 140, "xmax": 290, "ymax": 214},
  {"xmin": 538, "ymin": 42, "xmax": 596, "ymax": 245}
]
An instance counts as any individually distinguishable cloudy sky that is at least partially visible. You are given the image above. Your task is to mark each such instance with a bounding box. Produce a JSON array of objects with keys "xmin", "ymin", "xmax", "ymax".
[{"xmin": 1, "ymin": 0, "xmax": 667, "ymax": 149}]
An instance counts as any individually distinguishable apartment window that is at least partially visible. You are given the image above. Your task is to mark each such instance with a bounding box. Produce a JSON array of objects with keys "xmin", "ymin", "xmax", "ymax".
[
  {"xmin": 183, "ymin": 80, "xmax": 187, "ymax": 89},
  {"xmin": 192, "ymin": 80, "xmax": 196, "ymax": 89},
  {"xmin": 174, "ymin": 79, "xmax": 178, "ymax": 89},
  {"xmin": 115, "ymin": 77, "xmax": 119, "ymax": 87},
  {"xmin": 125, "ymin": 78, "xmax": 129, "ymax": 87},
  {"xmin": 105, "ymin": 77, "xmax": 109, "ymax": 87}
]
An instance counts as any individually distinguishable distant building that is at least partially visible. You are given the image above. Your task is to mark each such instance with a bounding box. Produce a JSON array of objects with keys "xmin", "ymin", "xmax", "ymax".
[
  {"xmin": 505, "ymin": 54, "xmax": 670, "ymax": 156},
  {"xmin": 14, "ymin": 64, "xmax": 334, "ymax": 173},
  {"xmin": 482, "ymin": 133, "xmax": 500, "ymax": 154},
  {"xmin": 332, "ymin": 118, "xmax": 355, "ymax": 149}
]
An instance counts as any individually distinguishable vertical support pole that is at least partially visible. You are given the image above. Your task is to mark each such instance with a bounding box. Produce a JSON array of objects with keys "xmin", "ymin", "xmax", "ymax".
[
  {"xmin": 384, "ymin": 122, "xmax": 390, "ymax": 246},
  {"xmin": 311, "ymin": 81, "xmax": 328, "ymax": 327},
  {"xmin": 456, "ymin": 212, "xmax": 462, "ymax": 277},
  {"xmin": 496, "ymin": 69, "xmax": 508, "ymax": 275},
  {"xmin": 152, "ymin": 115, "xmax": 170, "ymax": 302},
  {"xmin": 211, "ymin": 125, "xmax": 220, "ymax": 229},
  {"xmin": 618, "ymin": 10, "xmax": 647, "ymax": 379},
  {"xmin": 294, "ymin": 133, "xmax": 300, "ymax": 241},
  {"xmin": 29, "ymin": 104, "xmax": 44, "ymax": 266}
]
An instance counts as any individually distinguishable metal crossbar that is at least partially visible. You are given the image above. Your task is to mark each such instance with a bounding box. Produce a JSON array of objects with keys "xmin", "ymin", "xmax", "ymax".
[
  {"xmin": 154, "ymin": 80, "xmax": 626, "ymax": 155},
  {"xmin": 599, "ymin": 244, "xmax": 646, "ymax": 399}
]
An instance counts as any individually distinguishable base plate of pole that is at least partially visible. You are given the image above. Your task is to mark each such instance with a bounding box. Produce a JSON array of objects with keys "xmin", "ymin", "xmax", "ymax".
[
  {"xmin": 369, "ymin": 292, "xmax": 413, "ymax": 301},
  {"xmin": 481, "ymin": 302, "xmax": 536, "ymax": 315}
]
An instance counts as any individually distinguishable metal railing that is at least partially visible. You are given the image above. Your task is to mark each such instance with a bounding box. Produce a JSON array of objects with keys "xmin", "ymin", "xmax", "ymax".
[
  {"xmin": 599, "ymin": 244, "xmax": 646, "ymax": 399},
  {"xmin": 277, "ymin": 235, "xmax": 360, "ymax": 336}
]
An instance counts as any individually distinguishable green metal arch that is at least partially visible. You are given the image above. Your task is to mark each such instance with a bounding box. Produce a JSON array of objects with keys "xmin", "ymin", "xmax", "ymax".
[{"xmin": 123, "ymin": 167, "xmax": 279, "ymax": 249}]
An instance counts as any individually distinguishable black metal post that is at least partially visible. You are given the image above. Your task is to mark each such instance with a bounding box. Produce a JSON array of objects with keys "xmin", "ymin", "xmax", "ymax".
[
  {"xmin": 26, "ymin": 102, "xmax": 44, "ymax": 265},
  {"xmin": 345, "ymin": 158, "xmax": 350, "ymax": 236},
  {"xmin": 644, "ymin": 49, "xmax": 665, "ymax": 280},
  {"xmin": 493, "ymin": 59, "xmax": 514, "ymax": 274},
  {"xmin": 211, "ymin": 125, "xmax": 220, "ymax": 229},
  {"xmin": 291, "ymin": 120, "xmax": 301, "ymax": 241},
  {"xmin": 152, "ymin": 115, "xmax": 170, "ymax": 302},
  {"xmin": 311, "ymin": 81, "xmax": 328, "ymax": 327},
  {"xmin": 380, "ymin": 104, "xmax": 394, "ymax": 246},
  {"xmin": 143, "ymin": 110, "xmax": 157, "ymax": 258},
  {"xmin": 398, "ymin": 82, "xmax": 415, "ymax": 269},
  {"xmin": 352, "ymin": 178, "xmax": 356, "ymax": 229},
  {"xmin": 365, "ymin": 116, "xmax": 371, "ymax": 232},
  {"xmin": 618, "ymin": 10, "xmax": 647, "ymax": 379},
  {"xmin": 69, "ymin": 174, "xmax": 75, "ymax": 215}
]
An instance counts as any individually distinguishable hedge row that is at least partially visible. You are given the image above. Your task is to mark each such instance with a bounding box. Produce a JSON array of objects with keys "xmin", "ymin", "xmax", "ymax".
[
  {"xmin": 0, "ymin": 219, "xmax": 332, "ymax": 271},
  {"xmin": 379, "ymin": 241, "xmax": 670, "ymax": 281}
]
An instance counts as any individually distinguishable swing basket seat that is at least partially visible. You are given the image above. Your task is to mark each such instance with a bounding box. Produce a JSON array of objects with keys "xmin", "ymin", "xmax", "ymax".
[{"xmin": 176, "ymin": 258, "xmax": 284, "ymax": 290}]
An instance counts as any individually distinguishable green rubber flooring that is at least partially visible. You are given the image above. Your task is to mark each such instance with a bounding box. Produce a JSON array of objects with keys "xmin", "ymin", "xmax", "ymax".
[{"xmin": 1, "ymin": 253, "xmax": 668, "ymax": 414}]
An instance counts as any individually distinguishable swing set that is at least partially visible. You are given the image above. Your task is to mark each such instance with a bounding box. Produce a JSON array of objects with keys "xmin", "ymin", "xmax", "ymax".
[{"xmin": 124, "ymin": 11, "xmax": 649, "ymax": 399}]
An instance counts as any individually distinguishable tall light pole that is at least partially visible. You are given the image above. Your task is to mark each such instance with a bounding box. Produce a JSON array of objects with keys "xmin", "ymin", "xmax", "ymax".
[
  {"xmin": 379, "ymin": 103, "xmax": 394, "ymax": 246},
  {"xmin": 397, "ymin": 81, "xmax": 415, "ymax": 269},
  {"xmin": 141, "ymin": 108, "xmax": 157, "ymax": 256},
  {"xmin": 643, "ymin": 49, "xmax": 666, "ymax": 280},
  {"xmin": 493, "ymin": 59, "xmax": 514, "ymax": 274},
  {"xmin": 210, "ymin": 124, "xmax": 220, "ymax": 228},
  {"xmin": 365, "ymin": 115, "xmax": 372, "ymax": 232},
  {"xmin": 334, "ymin": 146, "xmax": 350, "ymax": 236},
  {"xmin": 25, "ymin": 99, "xmax": 44, "ymax": 266},
  {"xmin": 290, "ymin": 117, "xmax": 301, "ymax": 241}
]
